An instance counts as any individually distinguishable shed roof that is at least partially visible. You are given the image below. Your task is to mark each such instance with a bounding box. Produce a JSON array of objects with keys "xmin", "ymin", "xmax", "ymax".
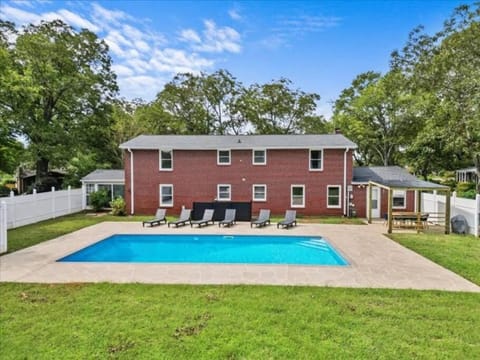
[
  {"xmin": 119, "ymin": 134, "xmax": 357, "ymax": 150},
  {"xmin": 353, "ymin": 166, "xmax": 448, "ymax": 190},
  {"xmin": 81, "ymin": 169, "xmax": 124, "ymax": 183}
]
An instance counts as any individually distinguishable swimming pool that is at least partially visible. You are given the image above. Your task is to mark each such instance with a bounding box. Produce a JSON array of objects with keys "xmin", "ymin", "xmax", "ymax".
[{"xmin": 58, "ymin": 234, "xmax": 348, "ymax": 266}]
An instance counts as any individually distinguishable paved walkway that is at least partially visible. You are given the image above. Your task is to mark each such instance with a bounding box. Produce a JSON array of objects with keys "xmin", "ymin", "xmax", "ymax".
[{"xmin": 1, "ymin": 221, "xmax": 478, "ymax": 292}]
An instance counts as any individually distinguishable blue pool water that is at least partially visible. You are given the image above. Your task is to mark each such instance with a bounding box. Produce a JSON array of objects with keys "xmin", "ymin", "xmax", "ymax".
[{"xmin": 58, "ymin": 234, "xmax": 348, "ymax": 266}]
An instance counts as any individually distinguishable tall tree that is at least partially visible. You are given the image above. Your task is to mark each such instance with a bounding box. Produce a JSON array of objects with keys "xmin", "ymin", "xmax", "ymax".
[
  {"xmin": 391, "ymin": 4, "xmax": 480, "ymax": 182},
  {"xmin": 240, "ymin": 78, "xmax": 322, "ymax": 134},
  {"xmin": 332, "ymin": 71, "xmax": 415, "ymax": 166},
  {"xmin": 0, "ymin": 20, "xmax": 118, "ymax": 189}
]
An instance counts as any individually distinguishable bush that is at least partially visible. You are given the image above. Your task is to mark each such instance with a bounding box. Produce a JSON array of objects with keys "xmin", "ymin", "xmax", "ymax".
[
  {"xmin": 456, "ymin": 182, "xmax": 477, "ymax": 199},
  {"xmin": 89, "ymin": 189, "xmax": 110, "ymax": 212},
  {"xmin": 110, "ymin": 196, "xmax": 126, "ymax": 216}
]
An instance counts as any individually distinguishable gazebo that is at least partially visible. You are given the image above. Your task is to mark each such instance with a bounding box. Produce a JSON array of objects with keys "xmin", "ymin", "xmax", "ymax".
[{"xmin": 367, "ymin": 176, "xmax": 451, "ymax": 234}]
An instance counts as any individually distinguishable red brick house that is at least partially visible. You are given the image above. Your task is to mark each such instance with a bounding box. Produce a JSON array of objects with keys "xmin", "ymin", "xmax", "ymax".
[{"xmin": 119, "ymin": 135, "xmax": 358, "ymax": 217}]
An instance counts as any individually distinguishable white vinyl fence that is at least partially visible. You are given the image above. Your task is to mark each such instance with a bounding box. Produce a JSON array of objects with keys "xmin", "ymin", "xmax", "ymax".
[
  {"xmin": 0, "ymin": 201, "xmax": 7, "ymax": 253},
  {"xmin": 422, "ymin": 191, "xmax": 480, "ymax": 236},
  {"xmin": 2, "ymin": 186, "xmax": 83, "ymax": 230}
]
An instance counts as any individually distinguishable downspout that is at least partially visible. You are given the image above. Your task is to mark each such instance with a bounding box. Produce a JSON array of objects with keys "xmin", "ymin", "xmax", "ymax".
[
  {"xmin": 344, "ymin": 148, "xmax": 349, "ymax": 216},
  {"xmin": 128, "ymin": 148, "xmax": 134, "ymax": 215}
]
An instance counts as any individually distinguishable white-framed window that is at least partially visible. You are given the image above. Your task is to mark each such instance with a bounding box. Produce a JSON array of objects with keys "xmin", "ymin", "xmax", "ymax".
[
  {"xmin": 159, "ymin": 150, "xmax": 173, "ymax": 170},
  {"xmin": 159, "ymin": 184, "xmax": 174, "ymax": 207},
  {"xmin": 252, "ymin": 149, "xmax": 266, "ymax": 165},
  {"xmin": 217, "ymin": 150, "xmax": 231, "ymax": 165},
  {"xmin": 217, "ymin": 184, "xmax": 231, "ymax": 201},
  {"xmin": 252, "ymin": 184, "xmax": 267, "ymax": 202},
  {"xmin": 309, "ymin": 149, "xmax": 323, "ymax": 171},
  {"xmin": 291, "ymin": 185, "xmax": 305, "ymax": 208},
  {"xmin": 393, "ymin": 190, "xmax": 406, "ymax": 209},
  {"xmin": 327, "ymin": 185, "xmax": 342, "ymax": 208}
]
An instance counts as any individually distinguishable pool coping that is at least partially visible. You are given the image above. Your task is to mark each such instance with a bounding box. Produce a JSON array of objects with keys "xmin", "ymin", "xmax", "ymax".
[{"xmin": 1, "ymin": 221, "xmax": 479, "ymax": 292}]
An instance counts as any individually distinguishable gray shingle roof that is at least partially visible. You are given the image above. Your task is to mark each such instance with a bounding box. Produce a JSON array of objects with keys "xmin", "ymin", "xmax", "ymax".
[
  {"xmin": 119, "ymin": 134, "xmax": 357, "ymax": 150},
  {"xmin": 81, "ymin": 169, "xmax": 124, "ymax": 182},
  {"xmin": 353, "ymin": 166, "xmax": 448, "ymax": 189}
]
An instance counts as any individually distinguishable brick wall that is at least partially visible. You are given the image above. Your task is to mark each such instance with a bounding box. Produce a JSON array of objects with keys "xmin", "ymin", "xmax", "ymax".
[{"xmin": 125, "ymin": 148, "xmax": 354, "ymax": 216}]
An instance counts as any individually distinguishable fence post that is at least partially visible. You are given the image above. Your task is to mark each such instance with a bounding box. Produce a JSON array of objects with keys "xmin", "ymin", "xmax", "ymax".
[
  {"xmin": 81, "ymin": 184, "xmax": 86, "ymax": 210},
  {"xmin": 0, "ymin": 201, "xmax": 7, "ymax": 253},
  {"xmin": 475, "ymin": 193, "xmax": 480, "ymax": 237},
  {"xmin": 51, "ymin": 187, "xmax": 56, "ymax": 219},
  {"xmin": 68, "ymin": 185, "xmax": 72, "ymax": 213},
  {"xmin": 9, "ymin": 190, "xmax": 15, "ymax": 228}
]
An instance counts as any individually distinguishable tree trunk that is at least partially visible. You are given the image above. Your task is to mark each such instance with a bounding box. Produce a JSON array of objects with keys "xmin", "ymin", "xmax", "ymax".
[{"xmin": 35, "ymin": 158, "xmax": 49, "ymax": 187}]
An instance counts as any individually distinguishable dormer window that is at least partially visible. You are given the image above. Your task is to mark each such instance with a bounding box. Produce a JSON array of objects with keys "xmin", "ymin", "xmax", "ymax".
[{"xmin": 217, "ymin": 150, "xmax": 231, "ymax": 165}]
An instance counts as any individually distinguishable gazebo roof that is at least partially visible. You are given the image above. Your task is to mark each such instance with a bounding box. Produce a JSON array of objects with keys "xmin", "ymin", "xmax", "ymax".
[{"xmin": 354, "ymin": 166, "xmax": 449, "ymax": 190}]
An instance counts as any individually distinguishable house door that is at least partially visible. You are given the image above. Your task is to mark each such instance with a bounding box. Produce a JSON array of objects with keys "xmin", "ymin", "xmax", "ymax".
[{"xmin": 371, "ymin": 187, "xmax": 380, "ymax": 218}]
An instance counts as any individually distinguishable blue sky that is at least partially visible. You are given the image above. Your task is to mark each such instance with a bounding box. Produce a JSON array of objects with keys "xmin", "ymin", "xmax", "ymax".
[{"xmin": 0, "ymin": 0, "xmax": 473, "ymax": 118}]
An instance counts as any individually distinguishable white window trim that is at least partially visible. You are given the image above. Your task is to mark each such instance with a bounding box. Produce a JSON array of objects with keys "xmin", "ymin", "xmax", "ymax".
[
  {"xmin": 327, "ymin": 185, "xmax": 342, "ymax": 209},
  {"xmin": 252, "ymin": 184, "xmax": 267, "ymax": 202},
  {"xmin": 217, "ymin": 184, "xmax": 231, "ymax": 201},
  {"xmin": 217, "ymin": 149, "xmax": 231, "ymax": 165},
  {"xmin": 159, "ymin": 184, "xmax": 174, "ymax": 207},
  {"xmin": 252, "ymin": 149, "xmax": 267, "ymax": 165},
  {"xmin": 291, "ymin": 184, "xmax": 305, "ymax": 208},
  {"xmin": 159, "ymin": 149, "xmax": 173, "ymax": 171},
  {"xmin": 309, "ymin": 149, "xmax": 324, "ymax": 171},
  {"xmin": 392, "ymin": 190, "xmax": 407, "ymax": 209}
]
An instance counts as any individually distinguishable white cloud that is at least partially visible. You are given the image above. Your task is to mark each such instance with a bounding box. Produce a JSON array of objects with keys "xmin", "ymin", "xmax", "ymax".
[
  {"xmin": 0, "ymin": 4, "xmax": 40, "ymax": 24},
  {"xmin": 228, "ymin": 9, "xmax": 242, "ymax": 21},
  {"xmin": 1, "ymin": 1, "xmax": 238, "ymax": 102},
  {"xmin": 0, "ymin": 4, "xmax": 99, "ymax": 32},
  {"xmin": 278, "ymin": 15, "xmax": 341, "ymax": 34},
  {"xmin": 118, "ymin": 75, "xmax": 165, "ymax": 100},
  {"xmin": 11, "ymin": 0, "xmax": 34, "ymax": 8},
  {"xmin": 91, "ymin": 2, "xmax": 129, "ymax": 26},
  {"xmin": 150, "ymin": 48, "xmax": 214, "ymax": 74},
  {"xmin": 179, "ymin": 29, "xmax": 201, "ymax": 43},
  {"xmin": 181, "ymin": 20, "xmax": 241, "ymax": 54},
  {"xmin": 56, "ymin": 9, "xmax": 99, "ymax": 32},
  {"xmin": 112, "ymin": 64, "xmax": 134, "ymax": 77}
]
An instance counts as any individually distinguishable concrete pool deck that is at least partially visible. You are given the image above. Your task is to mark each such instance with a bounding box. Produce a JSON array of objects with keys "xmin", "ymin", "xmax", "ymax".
[{"xmin": 1, "ymin": 221, "xmax": 479, "ymax": 292}]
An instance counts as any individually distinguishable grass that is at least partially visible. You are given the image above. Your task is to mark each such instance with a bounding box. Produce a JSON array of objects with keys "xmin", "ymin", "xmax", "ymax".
[
  {"xmin": 388, "ymin": 233, "xmax": 480, "ymax": 286},
  {"xmin": 0, "ymin": 283, "xmax": 479, "ymax": 359},
  {"xmin": 5, "ymin": 212, "xmax": 150, "ymax": 254}
]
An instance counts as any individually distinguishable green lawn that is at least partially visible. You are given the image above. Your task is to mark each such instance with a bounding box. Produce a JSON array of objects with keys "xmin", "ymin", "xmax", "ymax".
[
  {"xmin": 5, "ymin": 212, "xmax": 150, "ymax": 253},
  {"xmin": 0, "ymin": 283, "xmax": 479, "ymax": 359},
  {"xmin": 388, "ymin": 233, "xmax": 480, "ymax": 286},
  {"xmin": 3, "ymin": 214, "xmax": 479, "ymax": 358}
]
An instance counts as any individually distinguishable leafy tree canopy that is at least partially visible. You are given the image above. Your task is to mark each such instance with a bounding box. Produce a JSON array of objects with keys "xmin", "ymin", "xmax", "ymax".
[{"xmin": 0, "ymin": 19, "xmax": 118, "ymax": 189}]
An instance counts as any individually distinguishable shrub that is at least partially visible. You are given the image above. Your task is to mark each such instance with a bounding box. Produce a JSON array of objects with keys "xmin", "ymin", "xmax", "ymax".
[
  {"xmin": 456, "ymin": 182, "xmax": 477, "ymax": 199},
  {"xmin": 110, "ymin": 196, "xmax": 126, "ymax": 216},
  {"xmin": 89, "ymin": 189, "xmax": 110, "ymax": 212}
]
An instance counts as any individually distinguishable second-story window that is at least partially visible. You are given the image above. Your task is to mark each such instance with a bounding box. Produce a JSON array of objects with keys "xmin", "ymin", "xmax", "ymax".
[
  {"xmin": 252, "ymin": 149, "xmax": 266, "ymax": 165},
  {"xmin": 217, "ymin": 150, "xmax": 231, "ymax": 165},
  {"xmin": 309, "ymin": 149, "xmax": 323, "ymax": 171},
  {"xmin": 160, "ymin": 150, "xmax": 173, "ymax": 170}
]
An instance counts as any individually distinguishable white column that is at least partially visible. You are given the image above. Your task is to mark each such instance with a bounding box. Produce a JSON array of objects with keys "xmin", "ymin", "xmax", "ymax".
[{"xmin": 0, "ymin": 201, "xmax": 7, "ymax": 253}]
